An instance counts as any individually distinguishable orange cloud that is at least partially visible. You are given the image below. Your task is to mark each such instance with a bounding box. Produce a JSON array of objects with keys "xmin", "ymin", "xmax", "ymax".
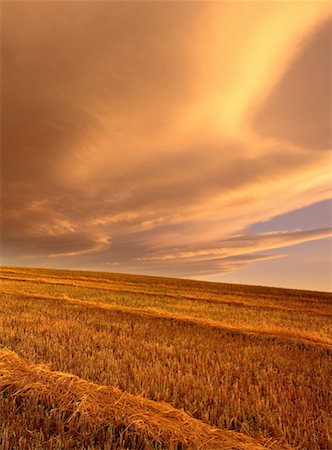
[{"xmin": 136, "ymin": 229, "xmax": 332, "ymax": 262}]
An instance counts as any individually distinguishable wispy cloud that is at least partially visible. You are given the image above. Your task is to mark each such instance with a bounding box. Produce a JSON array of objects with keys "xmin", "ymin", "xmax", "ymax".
[{"xmin": 136, "ymin": 228, "xmax": 332, "ymax": 262}]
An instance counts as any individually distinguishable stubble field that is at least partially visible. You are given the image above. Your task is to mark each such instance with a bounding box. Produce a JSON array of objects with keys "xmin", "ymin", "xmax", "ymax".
[{"xmin": 0, "ymin": 266, "xmax": 331, "ymax": 449}]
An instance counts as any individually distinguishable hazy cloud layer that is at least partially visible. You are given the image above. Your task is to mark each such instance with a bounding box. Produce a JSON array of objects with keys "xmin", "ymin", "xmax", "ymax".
[
  {"xmin": 1, "ymin": 2, "xmax": 332, "ymax": 288},
  {"xmin": 252, "ymin": 17, "xmax": 332, "ymax": 150}
]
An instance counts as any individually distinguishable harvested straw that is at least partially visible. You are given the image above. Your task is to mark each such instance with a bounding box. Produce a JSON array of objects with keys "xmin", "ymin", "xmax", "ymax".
[
  {"xmin": 0, "ymin": 348, "xmax": 288, "ymax": 449},
  {"xmin": 2, "ymin": 288, "xmax": 331, "ymax": 350}
]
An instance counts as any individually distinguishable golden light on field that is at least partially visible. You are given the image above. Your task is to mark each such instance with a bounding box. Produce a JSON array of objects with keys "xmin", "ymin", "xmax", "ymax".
[
  {"xmin": 1, "ymin": 1, "xmax": 332, "ymax": 290},
  {"xmin": 1, "ymin": 266, "xmax": 332, "ymax": 448}
]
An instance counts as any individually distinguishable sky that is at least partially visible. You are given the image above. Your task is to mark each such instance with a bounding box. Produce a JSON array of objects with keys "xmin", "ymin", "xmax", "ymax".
[{"xmin": 1, "ymin": 1, "xmax": 332, "ymax": 291}]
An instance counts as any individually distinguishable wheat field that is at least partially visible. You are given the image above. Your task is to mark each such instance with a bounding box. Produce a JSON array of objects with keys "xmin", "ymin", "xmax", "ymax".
[{"xmin": 0, "ymin": 266, "xmax": 331, "ymax": 449}]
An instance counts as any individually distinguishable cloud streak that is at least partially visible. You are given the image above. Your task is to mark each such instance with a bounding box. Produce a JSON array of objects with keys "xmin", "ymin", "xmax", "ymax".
[{"xmin": 136, "ymin": 228, "xmax": 332, "ymax": 261}]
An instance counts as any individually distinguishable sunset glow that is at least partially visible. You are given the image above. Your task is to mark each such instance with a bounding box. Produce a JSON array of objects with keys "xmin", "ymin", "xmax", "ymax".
[{"xmin": 2, "ymin": 1, "xmax": 332, "ymax": 290}]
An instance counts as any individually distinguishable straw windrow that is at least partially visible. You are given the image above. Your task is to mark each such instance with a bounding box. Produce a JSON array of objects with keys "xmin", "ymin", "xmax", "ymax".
[{"xmin": 0, "ymin": 348, "xmax": 287, "ymax": 449}]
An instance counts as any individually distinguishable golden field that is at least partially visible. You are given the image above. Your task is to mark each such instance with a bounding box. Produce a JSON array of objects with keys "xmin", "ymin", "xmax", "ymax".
[{"xmin": 0, "ymin": 266, "xmax": 331, "ymax": 449}]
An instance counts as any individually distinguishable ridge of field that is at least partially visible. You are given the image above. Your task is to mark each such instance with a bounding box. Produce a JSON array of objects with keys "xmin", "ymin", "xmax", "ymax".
[
  {"xmin": 1, "ymin": 267, "xmax": 332, "ymax": 449},
  {"xmin": 1, "ymin": 289, "xmax": 331, "ymax": 351},
  {"xmin": 0, "ymin": 347, "xmax": 286, "ymax": 450},
  {"xmin": 2, "ymin": 266, "xmax": 331, "ymax": 300},
  {"xmin": 1, "ymin": 273, "xmax": 331, "ymax": 318},
  {"xmin": 1, "ymin": 267, "xmax": 331, "ymax": 343}
]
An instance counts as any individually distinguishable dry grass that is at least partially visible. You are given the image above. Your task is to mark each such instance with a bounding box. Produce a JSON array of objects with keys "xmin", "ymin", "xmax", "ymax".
[
  {"xmin": 0, "ymin": 348, "xmax": 277, "ymax": 450},
  {"xmin": 0, "ymin": 266, "xmax": 331, "ymax": 449},
  {"xmin": 1, "ymin": 289, "xmax": 330, "ymax": 350},
  {"xmin": 1, "ymin": 267, "xmax": 331, "ymax": 342}
]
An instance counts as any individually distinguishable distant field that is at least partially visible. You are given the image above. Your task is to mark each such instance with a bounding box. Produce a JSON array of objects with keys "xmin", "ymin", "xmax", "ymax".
[{"xmin": 0, "ymin": 266, "xmax": 331, "ymax": 449}]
